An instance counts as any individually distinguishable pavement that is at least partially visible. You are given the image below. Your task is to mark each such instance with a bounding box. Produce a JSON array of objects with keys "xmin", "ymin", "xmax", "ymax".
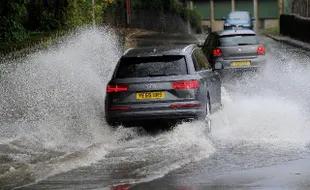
[{"xmin": 265, "ymin": 33, "xmax": 310, "ymax": 51}]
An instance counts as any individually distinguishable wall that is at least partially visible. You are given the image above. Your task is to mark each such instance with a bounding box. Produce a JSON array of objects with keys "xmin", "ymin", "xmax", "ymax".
[
  {"xmin": 235, "ymin": 0, "xmax": 254, "ymax": 16},
  {"xmin": 193, "ymin": 0, "xmax": 280, "ymax": 31},
  {"xmin": 214, "ymin": 0, "xmax": 231, "ymax": 20},
  {"xmin": 193, "ymin": 0, "xmax": 211, "ymax": 20}
]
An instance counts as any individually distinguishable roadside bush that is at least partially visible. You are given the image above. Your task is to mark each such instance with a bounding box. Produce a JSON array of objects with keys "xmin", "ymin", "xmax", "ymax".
[
  {"xmin": 188, "ymin": 10, "xmax": 203, "ymax": 33},
  {"xmin": 0, "ymin": 0, "xmax": 115, "ymax": 43}
]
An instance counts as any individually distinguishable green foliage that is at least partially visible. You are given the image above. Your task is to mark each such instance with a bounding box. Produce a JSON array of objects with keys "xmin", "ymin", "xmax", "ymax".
[
  {"xmin": 0, "ymin": 0, "xmax": 29, "ymax": 43},
  {"xmin": 261, "ymin": 26, "xmax": 279, "ymax": 35},
  {"xmin": 0, "ymin": 0, "xmax": 114, "ymax": 43},
  {"xmin": 0, "ymin": 0, "xmax": 203, "ymax": 45},
  {"xmin": 133, "ymin": 0, "xmax": 165, "ymax": 11},
  {"xmin": 188, "ymin": 9, "xmax": 203, "ymax": 33}
]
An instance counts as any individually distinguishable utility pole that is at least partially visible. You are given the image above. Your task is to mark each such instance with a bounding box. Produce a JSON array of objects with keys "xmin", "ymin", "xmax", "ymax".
[
  {"xmin": 231, "ymin": 0, "xmax": 235, "ymax": 11},
  {"xmin": 210, "ymin": 0, "xmax": 214, "ymax": 31},
  {"xmin": 279, "ymin": 0, "xmax": 283, "ymax": 16}
]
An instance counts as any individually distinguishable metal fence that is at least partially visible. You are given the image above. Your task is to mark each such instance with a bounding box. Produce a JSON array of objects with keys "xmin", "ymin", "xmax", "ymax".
[
  {"xmin": 103, "ymin": 2, "xmax": 191, "ymax": 33},
  {"xmin": 286, "ymin": 0, "xmax": 310, "ymax": 17}
]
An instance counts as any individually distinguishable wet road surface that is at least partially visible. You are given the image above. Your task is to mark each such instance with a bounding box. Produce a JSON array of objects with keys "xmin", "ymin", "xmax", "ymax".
[{"xmin": 1, "ymin": 28, "xmax": 310, "ymax": 190}]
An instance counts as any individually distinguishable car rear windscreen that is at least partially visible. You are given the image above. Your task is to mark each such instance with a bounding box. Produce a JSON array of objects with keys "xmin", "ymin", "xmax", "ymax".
[
  {"xmin": 229, "ymin": 12, "xmax": 250, "ymax": 20},
  {"xmin": 219, "ymin": 34, "xmax": 259, "ymax": 46},
  {"xmin": 115, "ymin": 55, "xmax": 188, "ymax": 78}
]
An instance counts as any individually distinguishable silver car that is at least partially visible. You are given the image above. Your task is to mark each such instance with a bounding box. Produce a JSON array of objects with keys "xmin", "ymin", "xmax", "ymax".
[
  {"xmin": 105, "ymin": 44, "xmax": 223, "ymax": 129},
  {"xmin": 201, "ymin": 29, "xmax": 266, "ymax": 71}
]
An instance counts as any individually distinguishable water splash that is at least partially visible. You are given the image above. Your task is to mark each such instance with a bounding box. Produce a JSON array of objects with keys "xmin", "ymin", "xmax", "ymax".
[{"xmin": 0, "ymin": 27, "xmax": 122, "ymax": 151}]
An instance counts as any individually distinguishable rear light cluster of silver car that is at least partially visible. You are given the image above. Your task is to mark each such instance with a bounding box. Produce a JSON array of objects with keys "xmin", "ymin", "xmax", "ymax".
[
  {"xmin": 213, "ymin": 48, "xmax": 222, "ymax": 57},
  {"xmin": 257, "ymin": 45, "xmax": 265, "ymax": 55},
  {"xmin": 107, "ymin": 80, "xmax": 199, "ymax": 93},
  {"xmin": 212, "ymin": 45, "xmax": 265, "ymax": 57},
  {"xmin": 107, "ymin": 84, "xmax": 128, "ymax": 92},
  {"xmin": 171, "ymin": 80, "xmax": 199, "ymax": 89}
]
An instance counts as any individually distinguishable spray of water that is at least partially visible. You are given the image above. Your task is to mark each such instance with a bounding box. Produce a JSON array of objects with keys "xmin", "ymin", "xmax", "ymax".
[
  {"xmin": 0, "ymin": 27, "xmax": 131, "ymax": 188},
  {"xmin": 1, "ymin": 29, "xmax": 310, "ymax": 189},
  {"xmin": 211, "ymin": 38, "xmax": 310, "ymax": 150},
  {"xmin": 0, "ymin": 27, "xmax": 215, "ymax": 188},
  {"xmin": 0, "ymin": 27, "xmax": 123, "ymax": 150}
]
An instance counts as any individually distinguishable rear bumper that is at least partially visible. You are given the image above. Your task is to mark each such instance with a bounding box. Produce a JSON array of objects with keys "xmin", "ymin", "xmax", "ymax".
[
  {"xmin": 214, "ymin": 56, "xmax": 266, "ymax": 70},
  {"xmin": 105, "ymin": 108, "xmax": 205, "ymax": 124}
]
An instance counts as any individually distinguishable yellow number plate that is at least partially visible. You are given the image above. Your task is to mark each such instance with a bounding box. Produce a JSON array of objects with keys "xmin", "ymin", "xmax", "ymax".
[
  {"xmin": 136, "ymin": 92, "xmax": 165, "ymax": 100},
  {"xmin": 232, "ymin": 61, "xmax": 251, "ymax": 67}
]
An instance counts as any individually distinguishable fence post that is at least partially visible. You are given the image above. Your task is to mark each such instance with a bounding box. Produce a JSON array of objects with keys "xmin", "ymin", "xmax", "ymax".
[
  {"xmin": 253, "ymin": 0, "xmax": 258, "ymax": 31},
  {"xmin": 126, "ymin": 0, "xmax": 131, "ymax": 28}
]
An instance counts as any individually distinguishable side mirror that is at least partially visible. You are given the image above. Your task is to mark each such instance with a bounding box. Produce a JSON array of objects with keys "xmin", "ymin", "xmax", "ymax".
[
  {"xmin": 214, "ymin": 62, "xmax": 223, "ymax": 70},
  {"xmin": 251, "ymin": 17, "xmax": 255, "ymax": 21},
  {"xmin": 221, "ymin": 17, "xmax": 226, "ymax": 20}
]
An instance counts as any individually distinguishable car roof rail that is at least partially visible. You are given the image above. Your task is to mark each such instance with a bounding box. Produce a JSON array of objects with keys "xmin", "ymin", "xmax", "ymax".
[{"xmin": 123, "ymin": 47, "xmax": 134, "ymax": 55}]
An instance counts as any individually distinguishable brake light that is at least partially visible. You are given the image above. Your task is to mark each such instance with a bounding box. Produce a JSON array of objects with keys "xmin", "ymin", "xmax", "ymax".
[
  {"xmin": 213, "ymin": 48, "xmax": 222, "ymax": 56},
  {"xmin": 257, "ymin": 45, "xmax": 265, "ymax": 55},
  {"xmin": 107, "ymin": 84, "xmax": 128, "ymax": 93},
  {"xmin": 109, "ymin": 106, "xmax": 131, "ymax": 111},
  {"xmin": 111, "ymin": 184, "xmax": 131, "ymax": 190},
  {"xmin": 172, "ymin": 80, "xmax": 199, "ymax": 89},
  {"xmin": 170, "ymin": 103, "xmax": 200, "ymax": 108}
]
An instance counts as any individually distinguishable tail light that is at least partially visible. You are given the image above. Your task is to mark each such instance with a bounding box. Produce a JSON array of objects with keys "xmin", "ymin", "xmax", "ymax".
[
  {"xmin": 107, "ymin": 84, "xmax": 128, "ymax": 93},
  {"xmin": 213, "ymin": 48, "xmax": 222, "ymax": 56},
  {"xmin": 172, "ymin": 80, "xmax": 199, "ymax": 89},
  {"xmin": 109, "ymin": 106, "xmax": 131, "ymax": 111},
  {"xmin": 111, "ymin": 184, "xmax": 131, "ymax": 190},
  {"xmin": 257, "ymin": 45, "xmax": 265, "ymax": 55},
  {"xmin": 170, "ymin": 103, "xmax": 200, "ymax": 109}
]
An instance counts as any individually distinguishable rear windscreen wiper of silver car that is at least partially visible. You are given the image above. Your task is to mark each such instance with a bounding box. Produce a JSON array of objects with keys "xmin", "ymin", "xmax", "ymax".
[
  {"xmin": 238, "ymin": 43, "xmax": 255, "ymax": 46},
  {"xmin": 148, "ymin": 74, "xmax": 169, "ymax": 77}
]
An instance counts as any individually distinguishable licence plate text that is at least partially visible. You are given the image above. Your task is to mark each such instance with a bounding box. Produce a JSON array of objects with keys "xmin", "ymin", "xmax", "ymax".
[
  {"xmin": 136, "ymin": 92, "xmax": 165, "ymax": 100},
  {"xmin": 232, "ymin": 61, "xmax": 251, "ymax": 67}
]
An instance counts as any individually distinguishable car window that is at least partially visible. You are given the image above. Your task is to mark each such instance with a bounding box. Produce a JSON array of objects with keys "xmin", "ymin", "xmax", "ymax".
[
  {"xmin": 193, "ymin": 49, "xmax": 210, "ymax": 71},
  {"xmin": 208, "ymin": 34, "xmax": 215, "ymax": 47},
  {"xmin": 203, "ymin": 34, "xmax": 212, "ymax": 47},
  {"xmin": 213, "ymin": 34, "xmax": 220, "ymax": 47},
  {"xmin": 199, "ymin": 50, "xmax": 212, "ymax": 70},
  {"xmin": 115, "ymin": 55, "xmax": 188, "ymax": 78},
  {"xmin": 228, "ymin": 12, "xmax": 250, "ymax": 20},
  {"xmin": 192, "ymin": 51, "xmax": 202, "ymax": 71},
  {"xmin": 203, "ymin": 33, "xmax": 214, "ymax": 53},
  {"xmin": 219, "ymin": 34, "xmax": 259, "ymax": 46}
]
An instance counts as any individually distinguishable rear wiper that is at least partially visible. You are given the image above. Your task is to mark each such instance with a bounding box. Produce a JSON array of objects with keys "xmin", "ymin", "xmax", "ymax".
[
  {"xmin": 148, "ymin": 74, "xmax": 168, "ymax": 77},
  {"xmin": 238, "ymin": 43, "xmax": 254, "ymax": 46}
]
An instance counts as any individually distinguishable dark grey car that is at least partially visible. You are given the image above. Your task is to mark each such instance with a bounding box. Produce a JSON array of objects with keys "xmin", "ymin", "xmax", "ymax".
[
  {"xmin": 202, "ymin": 29, "xmax": 266, "ymax": 71},
  {"xmin": 105, "ymin": 44, "xmax": 223, "ymax": 128}
]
